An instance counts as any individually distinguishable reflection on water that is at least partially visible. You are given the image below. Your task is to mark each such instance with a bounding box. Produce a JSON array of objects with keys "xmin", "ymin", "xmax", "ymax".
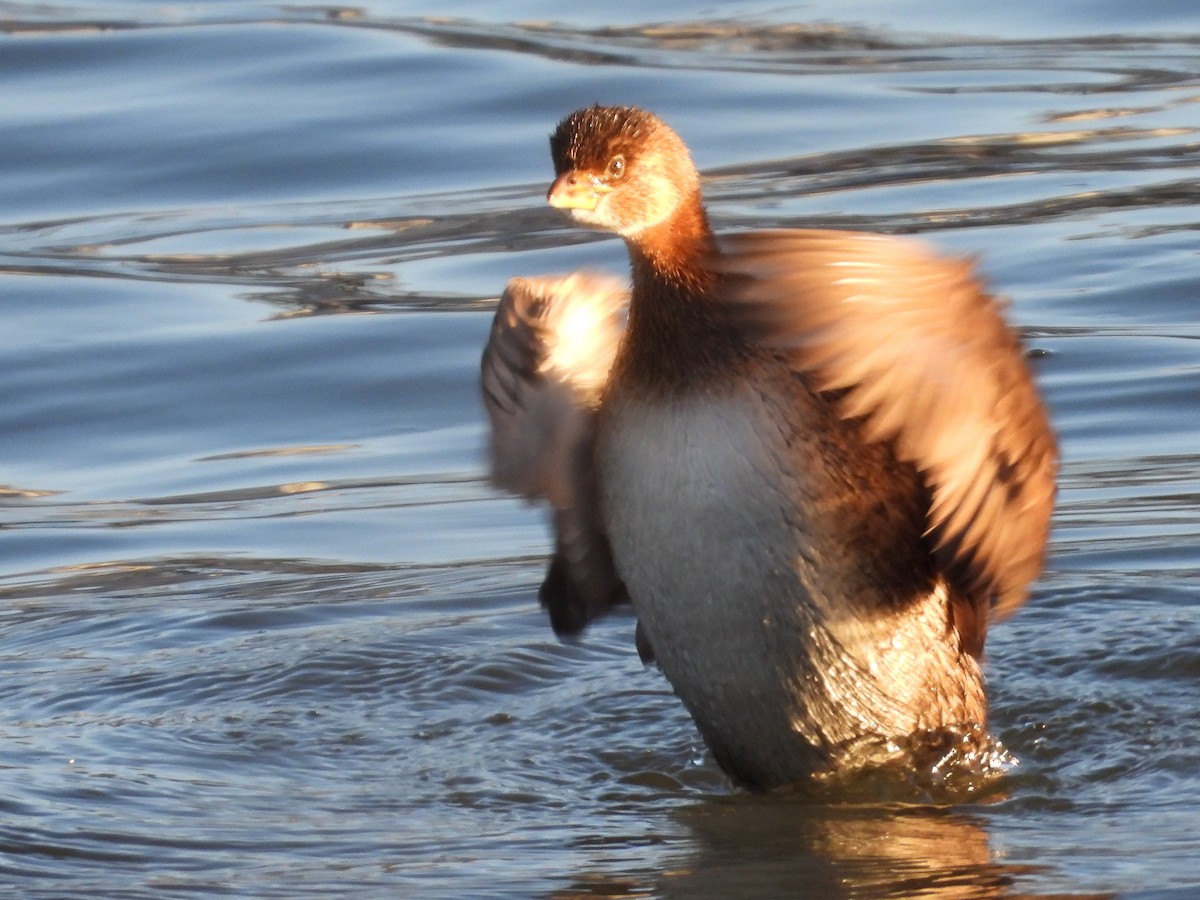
[
  {"xmin": 551, "ymin": 797, "xmax": 1124, "ymax": 899},
  {"xmin": 660, "ymin": 802, "xmax": 1011, "ymax": 900},
  {"xmin": 1, "ymin": 1, "xmax": 1198, "ymax": 897}
]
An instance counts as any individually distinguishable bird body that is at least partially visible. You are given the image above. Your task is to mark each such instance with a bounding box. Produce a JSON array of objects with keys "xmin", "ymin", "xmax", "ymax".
[
  {"xmin": 600, "ymin": 375, "xmax": 988, "ymax": 786},
  {"xmin": 482, "ymin": 105, "xmax": 1056, "ymax": 790}
]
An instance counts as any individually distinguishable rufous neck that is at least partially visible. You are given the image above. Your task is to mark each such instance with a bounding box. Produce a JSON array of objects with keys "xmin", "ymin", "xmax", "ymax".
[{"xmin": 624, "ymin": 190, "xmax": 716, "ymax": 292}]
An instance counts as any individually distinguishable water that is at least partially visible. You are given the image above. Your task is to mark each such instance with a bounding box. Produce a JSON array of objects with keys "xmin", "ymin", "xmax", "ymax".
[{"xmin": 1, "ymin": 2, "xmax": 1198, "ymax": 897}]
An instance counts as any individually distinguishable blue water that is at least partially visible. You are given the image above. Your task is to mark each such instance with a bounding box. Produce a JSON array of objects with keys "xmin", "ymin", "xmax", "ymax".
[{"xmin": 1, "ymin": 2, "xmax": 1198, "ymax": 897}]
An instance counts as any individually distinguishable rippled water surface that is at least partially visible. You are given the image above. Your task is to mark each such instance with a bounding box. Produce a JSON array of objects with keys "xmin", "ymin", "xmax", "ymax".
[{"xmin": 2, "ymin": 1, "xmax": 1198, "ymax": 897}]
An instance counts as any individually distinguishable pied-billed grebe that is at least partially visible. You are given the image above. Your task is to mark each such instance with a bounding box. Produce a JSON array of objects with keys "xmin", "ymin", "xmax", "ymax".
[{"xmin": 481, "ymin": 105, "xmax": 1057, "ymax": 790}]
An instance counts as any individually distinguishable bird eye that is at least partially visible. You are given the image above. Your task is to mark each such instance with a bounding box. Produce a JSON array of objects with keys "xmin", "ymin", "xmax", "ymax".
[{"xmin": 606, "ymin": 155, "xmax": 625, "ymax": 179}]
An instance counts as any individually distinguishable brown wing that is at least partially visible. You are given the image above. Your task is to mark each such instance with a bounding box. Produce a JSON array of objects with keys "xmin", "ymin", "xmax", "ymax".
[
  {"xmin": 715, "ymin": 230, "xmax": 1058, "ymax": 623},
  {"xmin": 480, "ymin": 273, "xmax": 630, "ymax": 634}
]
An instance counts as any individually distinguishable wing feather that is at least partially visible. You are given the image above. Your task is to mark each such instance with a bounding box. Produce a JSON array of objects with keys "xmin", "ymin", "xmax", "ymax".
[
  {"xmin": 480, "ymin": 273, "xmax": 630, "ymax": 634},
  {"xmin": 716, "ymin": 229, "xmax": 1057, "ymax": 622}
]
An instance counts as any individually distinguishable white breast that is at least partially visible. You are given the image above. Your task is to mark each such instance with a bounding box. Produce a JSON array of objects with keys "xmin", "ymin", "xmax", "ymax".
[
  {"xmin": 598, "ymin": 386, "xmax": 828, "ymax": 757},
  {"xmin": 599, "ymin": 387, "xmax": 808, "ymax": 640},
  {"xmin": 595, "ymin": 382, "xmax": 985, "ymax": 785}
]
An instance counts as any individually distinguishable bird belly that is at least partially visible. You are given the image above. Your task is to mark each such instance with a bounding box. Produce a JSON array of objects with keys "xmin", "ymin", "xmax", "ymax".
[
  {"xmin": 598, "ymin": 385, "xmax": 834, "ymax": 783},
  {"xmin": 597, "ymin": 383, "xmax": 985, "ymax": 788}
]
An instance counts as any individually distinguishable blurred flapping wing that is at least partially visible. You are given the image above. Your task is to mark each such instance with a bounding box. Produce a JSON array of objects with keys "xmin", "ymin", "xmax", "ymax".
[
  {"xmin": 716, "ymin": 230, "xmax": 1058, "ymax": 622},
  {"xmin": 481, "ymin": 273, "xmax": 630, "ymax": 633}
]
